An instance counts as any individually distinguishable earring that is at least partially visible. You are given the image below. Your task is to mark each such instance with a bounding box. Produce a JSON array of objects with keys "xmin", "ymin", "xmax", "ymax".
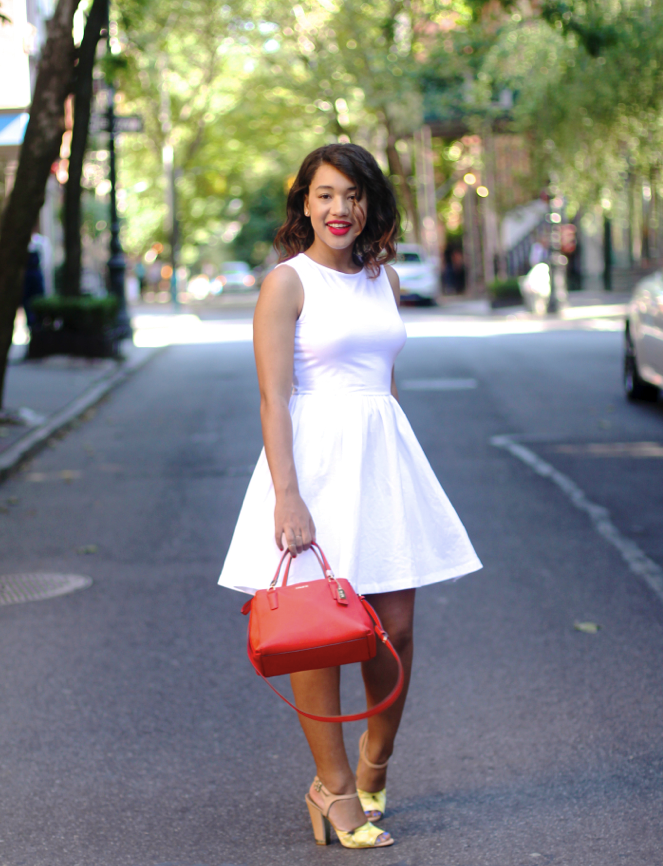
[{"xmin": 305, "ymin": 210, "xmax": 310, "ymax": 217}]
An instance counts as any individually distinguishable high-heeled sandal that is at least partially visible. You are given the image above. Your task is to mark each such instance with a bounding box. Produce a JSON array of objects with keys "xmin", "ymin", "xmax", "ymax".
[
  {"xmin": 305, "ymin": 776, "xmax": 393, "ymax": 848},
  {"xmin": 356, "ymin": 730, "xmax": 389, "ymax": 821}
]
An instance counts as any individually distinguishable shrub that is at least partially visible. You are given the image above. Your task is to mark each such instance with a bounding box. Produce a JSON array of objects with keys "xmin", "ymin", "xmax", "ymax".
[
  {"xmin": 31, "ymin": 296, "xmax": 119, "ymax": 333},
  {"xmin": 487, "ymin": 277, "xmax": 522, "ymax": 298}
]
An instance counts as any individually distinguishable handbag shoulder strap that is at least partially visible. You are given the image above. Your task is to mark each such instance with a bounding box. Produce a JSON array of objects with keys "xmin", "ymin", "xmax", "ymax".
[{"xmin": 247, "ymin": 596, "xmax": 404, "ymax": 724}]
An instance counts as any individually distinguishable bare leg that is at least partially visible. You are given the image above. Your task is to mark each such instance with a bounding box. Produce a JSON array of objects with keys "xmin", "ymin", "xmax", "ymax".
[
  {"xmin": 356, "ymin": 589, "xmax": 416, "ymax": 795},
  {"xmin": 290, "ymin": 666, "xmax": 368, "ymax": 831}
]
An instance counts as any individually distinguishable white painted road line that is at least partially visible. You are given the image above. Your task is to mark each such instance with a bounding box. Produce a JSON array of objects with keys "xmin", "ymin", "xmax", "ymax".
[
  {"xmin": 400, "ymin": 378, "xmax": 478, "ymax": 391},
  {"xmin": 491, "ymin": 434, "xmax": 663, "ymax": 606}
]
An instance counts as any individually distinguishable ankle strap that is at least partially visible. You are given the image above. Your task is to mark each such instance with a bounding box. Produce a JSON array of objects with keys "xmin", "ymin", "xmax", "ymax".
[{"xmin": 313, "ymin": 777, "xmax": 360, "ymax": 818}]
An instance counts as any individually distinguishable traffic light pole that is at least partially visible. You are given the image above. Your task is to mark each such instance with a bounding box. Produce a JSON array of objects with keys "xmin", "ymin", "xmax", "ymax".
[
  {"xmin": 106, "ymin": 83, "xmax": 132, "ymax": 339},
  {"xmin": 105, "ymin": 0, "xmax": 132, "ymax": 340}
]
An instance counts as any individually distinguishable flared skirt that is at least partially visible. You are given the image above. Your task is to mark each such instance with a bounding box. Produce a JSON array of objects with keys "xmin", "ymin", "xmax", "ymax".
[{"xmin": 218, "ymin": 393, "xmax": 482, "ymax": 595}]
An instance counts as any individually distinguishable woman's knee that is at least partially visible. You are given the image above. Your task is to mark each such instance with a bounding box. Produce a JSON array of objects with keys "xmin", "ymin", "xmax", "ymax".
[{"xmin": 383, "ymin": 620, "xmax": 413, "ymax": 655}]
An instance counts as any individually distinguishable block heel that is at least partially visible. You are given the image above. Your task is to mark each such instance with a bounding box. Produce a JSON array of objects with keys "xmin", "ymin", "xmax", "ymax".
[{"xmin": 305, "ymin": 793, "xmax": 331, "ymax": 845}]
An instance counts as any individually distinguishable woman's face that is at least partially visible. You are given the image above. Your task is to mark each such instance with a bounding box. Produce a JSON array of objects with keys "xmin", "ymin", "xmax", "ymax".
[{"xmin": 304, "ymin": 163, "xmax": 367, "ymax": 251}]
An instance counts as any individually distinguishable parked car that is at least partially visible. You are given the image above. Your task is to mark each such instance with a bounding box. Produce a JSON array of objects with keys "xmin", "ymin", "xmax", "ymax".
[
  {"xmin": 624, "ymin": 269, "xmax": 663, "ymax": 401},
  {"xmin": 391, "ymin": 244, "xmax": 439, "ymax": 305},
  {"xmin": 215, "ymin": 261, "xmax": 256, "ymax": 293}
]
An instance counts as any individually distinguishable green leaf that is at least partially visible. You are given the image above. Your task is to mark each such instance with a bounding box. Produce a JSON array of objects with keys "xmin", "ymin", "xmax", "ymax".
[{"xmin": 574, "ymin": 621, "xmax": 601, "ymax": 634}]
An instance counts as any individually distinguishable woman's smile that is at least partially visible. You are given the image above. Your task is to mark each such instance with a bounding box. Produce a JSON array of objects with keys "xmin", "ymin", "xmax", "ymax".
[{"xmin": 326, "ymin": 220, "xmax": 352, "ymax": 236}]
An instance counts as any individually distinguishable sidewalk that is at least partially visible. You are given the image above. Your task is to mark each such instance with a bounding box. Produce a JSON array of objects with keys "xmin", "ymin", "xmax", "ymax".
[
  {"xmin": 436, "ymin": 285, "xmax": 631, "ymax": 317},
  {"xmin": 0, "ymin": 339, "xmax": 161, "ymax": 481}
]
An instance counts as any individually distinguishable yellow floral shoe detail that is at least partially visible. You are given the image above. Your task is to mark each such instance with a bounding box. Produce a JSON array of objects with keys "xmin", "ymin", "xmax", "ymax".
[
  {"xmin": 335, "ymin": 820, "xmax": 393, "ymax": 849},
  {"xmin": 357, "ymin": 787, "xmax": 387, "ymax": 822},
  {"xmin": 305, "ymin": 777, "xmax": 393, "ymax": 848}
]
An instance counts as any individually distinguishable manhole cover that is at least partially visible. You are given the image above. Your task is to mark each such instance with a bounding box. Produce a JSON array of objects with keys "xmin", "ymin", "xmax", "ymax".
[{"xmin": 0, "ymin": 573, "xmax": 92, "ymax": 606}]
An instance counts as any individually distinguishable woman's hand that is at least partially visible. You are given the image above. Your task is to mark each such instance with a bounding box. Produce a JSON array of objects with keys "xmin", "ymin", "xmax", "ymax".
[{"xmin": 275, "ymin": 491, "xmax": 316, "ymax": 556}]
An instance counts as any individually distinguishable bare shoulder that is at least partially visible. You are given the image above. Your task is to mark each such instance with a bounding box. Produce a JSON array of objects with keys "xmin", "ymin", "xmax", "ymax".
[
  {"xmin": 256, "ymin": 263, "xmax": 304, "ymax": 318},
  {"xmin": 383, "ymin": 263, "xmax": 400, "ymax": 307}
]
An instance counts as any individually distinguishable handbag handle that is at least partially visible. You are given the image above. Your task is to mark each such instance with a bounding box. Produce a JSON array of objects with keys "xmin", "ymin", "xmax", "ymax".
[{"xmin": 269, "ymin": 541, "xmax": 334, "ymax": 589}]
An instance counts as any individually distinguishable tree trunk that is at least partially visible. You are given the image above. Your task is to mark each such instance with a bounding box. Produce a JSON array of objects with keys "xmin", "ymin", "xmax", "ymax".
[
  {"xmin": 0, "ymin": 0, "xmax": 79, "ymax": 409},
  {"xmin": 384, "ymin": 120, "xmax": 420, "ymax": 244},
  {"xmin": 62, "ymin": 0, "xmax": 106, "ymax": 297}
]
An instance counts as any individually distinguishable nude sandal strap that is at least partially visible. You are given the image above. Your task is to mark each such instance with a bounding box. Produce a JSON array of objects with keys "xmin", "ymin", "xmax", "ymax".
[
  {"xmin": 359, "ymin": 731, "xmax": 390, "ymax": 770},
  {"xmin": 312, "ymin": 777, "xmax": 361, "ymax": 819}
]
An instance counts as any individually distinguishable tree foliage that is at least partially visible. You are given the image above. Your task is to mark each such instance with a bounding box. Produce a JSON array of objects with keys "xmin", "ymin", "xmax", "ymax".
[
  {"xmin": 111, "ymin": 0, "xmax": 471, "ymax": 266},
  {"xmin": 104, "ymin": 0, "xmax": 663, "ymax": 267},
  {"xmin": 476, "ymin": 0, "xmax": 663, "ymax": 208}
]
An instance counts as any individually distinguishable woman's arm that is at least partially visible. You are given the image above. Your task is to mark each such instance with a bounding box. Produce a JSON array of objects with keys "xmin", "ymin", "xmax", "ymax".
[
  {"xmin": 253, "ymin": 265, "xmax": 315, "ymax": 556},
  {"xmin": 384, "ymin": 263, "xmax": 401, "ymax": 402}
]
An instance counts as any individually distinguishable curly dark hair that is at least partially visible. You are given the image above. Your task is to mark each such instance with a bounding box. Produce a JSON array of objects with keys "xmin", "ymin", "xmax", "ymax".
[{"xmin": 273, "ymin": 143, "xmax": 400, "ymax": 278}]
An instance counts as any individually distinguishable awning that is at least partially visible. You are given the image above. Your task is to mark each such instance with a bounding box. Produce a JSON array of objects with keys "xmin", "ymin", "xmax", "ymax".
[{"xmin": 0, "ymin": 113, "xmax": 29, "ymax": 149}]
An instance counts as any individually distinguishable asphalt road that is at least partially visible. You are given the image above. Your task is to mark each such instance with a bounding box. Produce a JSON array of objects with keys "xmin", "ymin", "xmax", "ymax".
[{"xmin": 1, "ymin": 311, "xmax": 662, "ymax": 866}]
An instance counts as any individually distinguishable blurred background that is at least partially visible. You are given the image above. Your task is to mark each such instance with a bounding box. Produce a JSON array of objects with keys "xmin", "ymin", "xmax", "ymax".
[{"xmin": 2, "ymin": 0, "xmax": 662, "ymax": 314}]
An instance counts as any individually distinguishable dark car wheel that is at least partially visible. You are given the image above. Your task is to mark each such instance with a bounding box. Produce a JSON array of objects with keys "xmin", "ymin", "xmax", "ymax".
[{"xmin": 624, "ymin": 327, "xmax": 660, "ymax": 402}]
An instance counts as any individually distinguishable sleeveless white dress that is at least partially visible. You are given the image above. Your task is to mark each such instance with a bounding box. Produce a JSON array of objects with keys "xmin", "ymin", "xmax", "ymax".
[{"xmin": 218, "ymin": 253, "xmax": 482, "ymax": 595}]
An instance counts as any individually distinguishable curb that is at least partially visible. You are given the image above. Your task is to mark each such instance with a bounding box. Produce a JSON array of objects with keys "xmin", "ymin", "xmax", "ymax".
[{"xmin": 0, "ymin": 345, "xmax": 164, "ymax": 483}]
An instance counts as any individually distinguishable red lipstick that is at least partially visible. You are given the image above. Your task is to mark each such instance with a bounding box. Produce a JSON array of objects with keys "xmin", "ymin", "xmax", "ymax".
[{"xmin": 327, "ymin": 221, "xmax": 352, "ymax": 236}]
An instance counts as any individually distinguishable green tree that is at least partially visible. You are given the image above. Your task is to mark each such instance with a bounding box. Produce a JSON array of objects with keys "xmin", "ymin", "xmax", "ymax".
[
  {"xmin": 0, "ymin": 0, "xmax": 80, "ymax": 410},
  {"xmin": 247, "ymin": 0, "xmax": 474, "ymax": 237},
  {"xmin": 460, "ymin": 0, "xmax": 663, "ymax": 209},
  {"xmin": 63, "ymin": 0, "xmax": 107, "ymax": 297},
  {"xmin": 113, "ymin": 0, "xmax": 280, "ymax": 265},
  {"xmin": 112, "ymin": 0, "xmax": 475, "ymax": 264}
]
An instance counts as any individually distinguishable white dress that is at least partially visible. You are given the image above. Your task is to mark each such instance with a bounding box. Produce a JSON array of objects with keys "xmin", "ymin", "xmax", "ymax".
[{"xmin": 218, "ymin": 253, "xmax": 482, "ymax": 595}]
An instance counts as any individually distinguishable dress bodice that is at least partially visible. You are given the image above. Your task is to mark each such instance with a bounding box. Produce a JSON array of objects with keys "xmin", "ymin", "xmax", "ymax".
[{"xmin": 275, "ymin": 253, "xmax": 406, "ymax": 396}]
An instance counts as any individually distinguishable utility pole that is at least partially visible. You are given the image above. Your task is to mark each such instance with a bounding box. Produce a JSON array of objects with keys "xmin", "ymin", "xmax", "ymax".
[
  {"xmin": 603, "ymin": 215, "xmax": 612, "ymax": 291},
  {"xmin": 414, "ymin": 125, "xmax": 438, "ymax": 260},
  {"xmin": 462, "ymin": 177, "xmax": 482, "ymax": 296},
  {"xmin": 158, "ymin": 54, "xmax": 179, "ymax": 309},
  {"xmin": 105, "ymin": 1, "xmax": 131, "ymax": 339},
  {"xmin": 547, "ymin": 185, "xmax": 567, "ymax": 314}
]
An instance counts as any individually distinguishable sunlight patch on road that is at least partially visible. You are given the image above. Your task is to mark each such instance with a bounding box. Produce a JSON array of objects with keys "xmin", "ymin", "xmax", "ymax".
[
  {"xmin": 405, "ymin": 319, "xmax": 551, "ymax": 338},
  {"xmin": 133, "ymin": 314, "xmax": 253, "ymax": 347},
  {"xmin": 132, "ymin": 310, "xmax": 627, "ymax": 347},
  {"xmin": 561, "ymin": 304, "xmax": 627, "ymax": 320}
]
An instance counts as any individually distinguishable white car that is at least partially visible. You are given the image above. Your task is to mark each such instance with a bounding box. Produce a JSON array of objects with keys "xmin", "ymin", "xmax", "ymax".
[
  {"xmin": 391, "ymin": 244, "xmax": 440, "ymax": 305},
  {"xmin": 216, "ymin": 261, "xmax": 256, "ymax": 293},
  {"xmin": 624, "ymin": 269, "xmax": 663, "ymax": 401}
]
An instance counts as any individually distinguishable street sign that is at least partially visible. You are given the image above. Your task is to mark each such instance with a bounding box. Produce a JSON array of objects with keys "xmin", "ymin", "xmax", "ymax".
[{"xmin": 89, "ymin": 114, "xmax": 144, "ymax": 134}]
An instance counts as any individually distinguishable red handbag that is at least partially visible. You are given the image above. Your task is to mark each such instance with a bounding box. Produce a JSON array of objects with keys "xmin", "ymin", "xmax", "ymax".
[{"xmin": 241, "ymin": 542, "xmax": 403, "ymax": 723}]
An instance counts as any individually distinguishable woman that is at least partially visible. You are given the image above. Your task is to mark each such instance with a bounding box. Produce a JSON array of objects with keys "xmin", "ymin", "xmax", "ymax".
[{"xmin": 219, "ymin": 143, "xmax": 482, "ymax": 849}]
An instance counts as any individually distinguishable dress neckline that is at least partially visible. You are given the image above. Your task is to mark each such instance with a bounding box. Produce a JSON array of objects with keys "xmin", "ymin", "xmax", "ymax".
[{"xmin": 302, "ymin": 253, "xmax": 365, "ymax": 277}]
